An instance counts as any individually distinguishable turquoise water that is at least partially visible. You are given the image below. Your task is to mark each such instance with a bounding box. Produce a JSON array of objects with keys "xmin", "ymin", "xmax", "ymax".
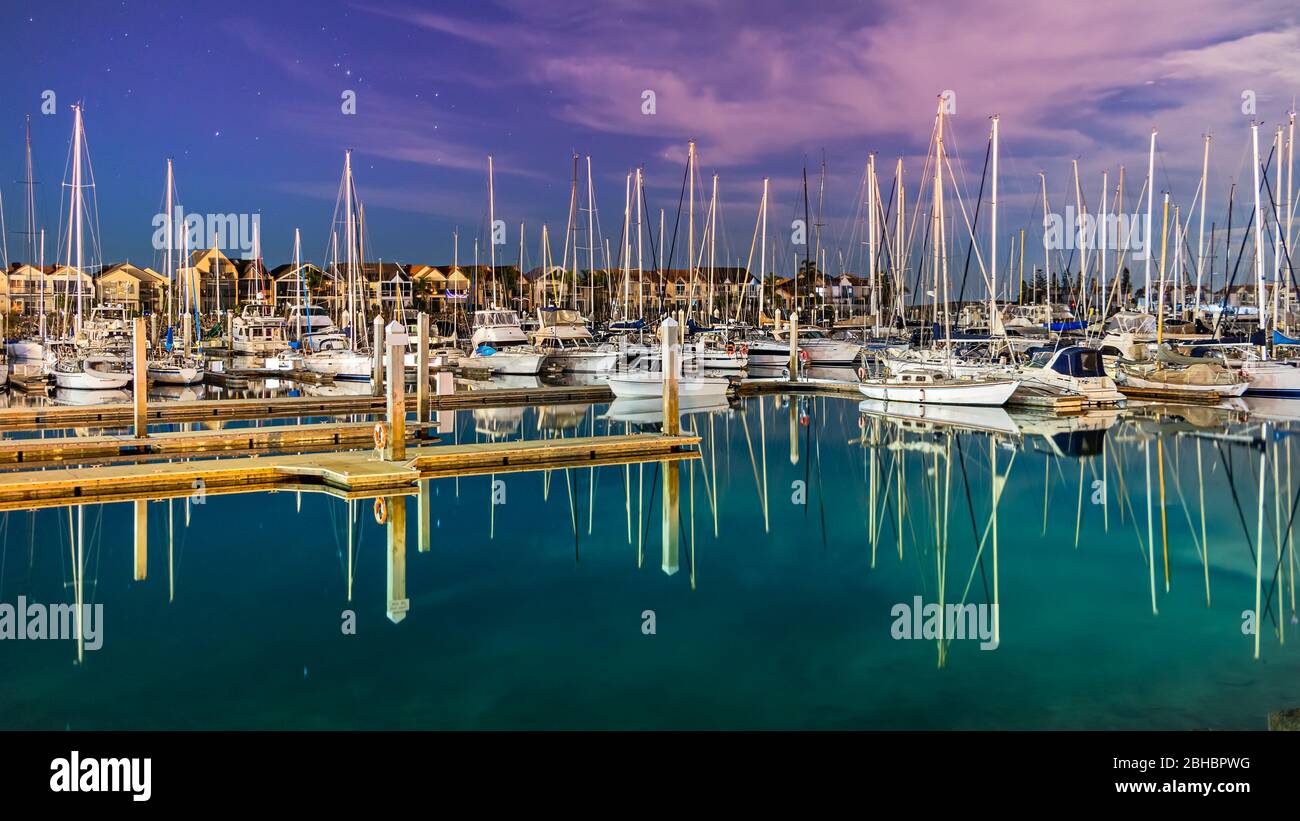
[{"xmin": 1, "ymin": 395, "xmax": 1297, "ymax": 729}]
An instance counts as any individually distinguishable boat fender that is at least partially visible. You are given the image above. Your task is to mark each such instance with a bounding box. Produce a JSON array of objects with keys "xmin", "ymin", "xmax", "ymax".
[
  {"xmin": 798, "ymin": 349, "xmax": 809, "ymax": 363},
  {"xmin": 373, "ymin": 497, "xmax": 389, "ymax": 525},
  {"xmin": 374, "ymin": 422, "xmax": 389, "ymax": 452},
  {"xmin": 918, "ymin": 387, "xmax": 926, "ymax": 403}
]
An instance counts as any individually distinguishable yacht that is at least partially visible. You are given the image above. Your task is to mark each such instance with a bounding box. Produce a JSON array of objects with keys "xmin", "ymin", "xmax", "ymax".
[
  {"xmin": 746, "ymin": 327, "xmax": 860, "ymax": 368},
  {"xmin": 467, "ymin": 309, "xmax": 545, "ymax": 374},
  {"xmin": 531, "ymin": 308, "xmax": 619, "ymax": 372},
  {"xmin": 1016, "ymin": 346, "xmax": 1125, "ymax": 406},
  {"xmin": 46, "ymin": 344, "xmax": 131, "ymax": 390},
  {"xmin": 231, "ymin": 301, "xmax": 290, "ymax": 355},
  {"xmin": 300, "ymin": 330, "xmax": 371, "ymax": 381}
]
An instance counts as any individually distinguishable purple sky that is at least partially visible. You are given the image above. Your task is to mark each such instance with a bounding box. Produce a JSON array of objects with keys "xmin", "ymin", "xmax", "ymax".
[{"xmin": 3, "ymin": 0, "xmax": 1299, "ymax": 290}]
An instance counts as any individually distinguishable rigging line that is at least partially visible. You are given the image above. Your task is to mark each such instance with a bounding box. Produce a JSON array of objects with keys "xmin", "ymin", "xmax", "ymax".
[
  {"xmin": 1215, "ymin": 143, "xmax": 1276, "ymax": 336},
  {"xmin": 956, "ymin": 135, "xmax": 992, "ymax": 306}
]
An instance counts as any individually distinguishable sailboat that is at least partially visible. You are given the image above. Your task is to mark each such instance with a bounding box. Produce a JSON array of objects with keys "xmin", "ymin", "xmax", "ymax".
[
  {"xmin": 860, "ymin": 99, "xmax": 1020, "ymax": 407},
  {"xmin": 303, "ymin": 150, "xmax": 371, "ymax": 381},
  {"xmin": 6, "ymin": 117, "xmax": 47, "ymax": 362},
  {"xmin": 147, "ymin": 158, "xmax": 205, "ymax": 385},
  {"xmin": 46, "ymin": 105, "xmax": 130, "ymax": 390}
]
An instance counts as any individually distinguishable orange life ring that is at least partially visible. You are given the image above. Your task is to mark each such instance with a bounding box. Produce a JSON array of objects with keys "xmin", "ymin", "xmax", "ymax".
[
  {"xmin": 373, "ymin": 422, "xmax": 389, "ymax": 451},
  {"xmin": 741, "ymin": 344, "xmax": 749, "ymax": 356},
  {"xmin": 857, "ymin": 367, "xmax": 867, "ymax": 381},
  {"xmin": 373, "ymin": 497, "xmax": 389, "ymax": 525},
  {"xmin": 857, "ymin": 415, "xmax": 865, "ymax": 429},
  {"xmin": 727, "ymin": 342, "xmax": 735, "ymax": 356}
]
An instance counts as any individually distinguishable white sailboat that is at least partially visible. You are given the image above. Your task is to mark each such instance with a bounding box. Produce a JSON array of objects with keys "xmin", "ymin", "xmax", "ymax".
[{"xmin": 303, "ymin": 151, "xmax": 371, "ymax": 381}]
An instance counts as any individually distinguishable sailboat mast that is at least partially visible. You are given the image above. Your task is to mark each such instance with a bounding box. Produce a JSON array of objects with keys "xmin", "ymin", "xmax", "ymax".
[
  {"xmin": 687, "ymin": 140, "xmax": 696, "ymax": 322},
  {"xmin": 1144, "ymin": 129, "xmax": 1157, "ymax": 311},
  {"xmin": 586, "ymin": 155, "xmax": 595, "ymax": 318},
  {"xmin": 760, "ymin": 177, "xmax": 768, "ymax": 324},
  {"xmin": 1040, "ymin": 172, "xmax": 1051, "ymax": 313},
  {"xmin": 1196, "ymin": 134, "xmax": 1210, "ymax": 310},
  {"xmin": 990, "ymin": 116, "xmax": 999, "ymax": 336},
  {"xmin": 867, "ymin": 154, "xmax": 877, "ymax": 331},
  {"xmin": 344, "ymin": 149, "xmax": 356, "ymax": 341},
  {"xmin": 488, "ymin": 154, "xmax": 496, "ymax": 308},
  {"xmin": 1251, "ymin": 121, "xmax": 1267, "ymax": 336},
  {"xmin": 68, "ymin": 104, "xmax": 85, "ymax": 333}
]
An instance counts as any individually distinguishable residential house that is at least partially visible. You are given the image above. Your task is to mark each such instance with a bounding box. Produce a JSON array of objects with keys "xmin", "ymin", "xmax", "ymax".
[{"xmin": 96, "ymin": 262, "xmax": 169, "ymax": 314}]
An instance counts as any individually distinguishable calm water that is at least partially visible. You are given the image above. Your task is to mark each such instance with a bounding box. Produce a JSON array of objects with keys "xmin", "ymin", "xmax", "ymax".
[{"xmin": 1, "ymin": 394, "xmax": 1298, "ymax": 729}]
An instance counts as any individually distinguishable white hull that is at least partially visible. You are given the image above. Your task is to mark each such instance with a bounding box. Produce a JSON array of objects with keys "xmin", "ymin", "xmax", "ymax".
[
  {"xmin": 607, "ymin": 372, "xmax": 731, "ymax": 399},
  {"xmin": 468, "ymin": 349, "xmax": 545, "ymax": 375},
  {"xmin": 1233, "ymin": 359, "xmax": 1300, "ymax": 396},
  {"xmin": 231, "ymin": 339, "xmax": 289, "ymax": 355},
  {"xmin": 6, "ymin": 340, "xmax": 45, "ymax": 359},
  {"xmin": 605, "ymin": 395, "xmax": 730, "ymax": 424},
  {"xmin": 747, "ymin": 340, "xmax": 859, "ymax": 367},
  {"xmin": 857, "ymin": 398, "xmax": 1020, "ymax": 436},
  {"xmin": 857, "ymin": 378, "xmax": 1019, "ymax": 406},
  {"xmin": 304, "ymin": 353, "xmax": 372, "ymax": 381},
  {"xmin": 148, "ymin": 364, "xmax": 205, "ymax": 385},
  {"xmin": 1117, "ymin": 368, "xmax": 1249, "ymax": 397},
  {"xmin": 53, "ymin": 368, "xmax": 131, "ymax": 390},
  {"xmin": 1017, "ymin": 372, "xmax": 1125, "ymax": 405},
  {"xmin": 544, "ymin": 350, "xmax": 620, "ymax": 373}
]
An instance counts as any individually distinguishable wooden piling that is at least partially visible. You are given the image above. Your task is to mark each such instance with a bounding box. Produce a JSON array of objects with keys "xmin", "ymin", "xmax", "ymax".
[
  {"xmin": 385, "ymin": 322, "xmax": 408, "ymax": 461},
  {"xmin": 788, "ymin": 310, "xmax": 799, "ymax": 379},
  {"xmin": 133, "ymin": 317, "xmax": 148, "ymax": 438},
  {"xmin": 386, "ymin": 495, "xmax": 408, "ymax": 623},
  {"xmin": 133, "ymin": 498, "xmax": 147, "ymax": 581},
  {"xmin": 417, "ymin": 312, "xmax": 430, "ymax": 422},
  {"xmin": 661, "ymin": 317, "xmax": 680, "ymax": 435},
  {"xmin": 371, "ymin": 315, "xmax": 385, "ymax": 395},
  {"xmin": 661, "ymin": 458, "xmax": 680, "ymax": 576}
]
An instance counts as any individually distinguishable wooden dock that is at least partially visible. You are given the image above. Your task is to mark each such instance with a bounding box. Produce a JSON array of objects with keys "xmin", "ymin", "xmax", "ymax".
[
  {"xmin": 0, "ymin": 421, "xmax": 438, "ymax": 467},
  {"xmin": 0, "ymin": 433, "xmax": 700, "ymax": 510},
  {"xmin": 0, "ymin": 385, "xmax": 615, "ymax": 432}
]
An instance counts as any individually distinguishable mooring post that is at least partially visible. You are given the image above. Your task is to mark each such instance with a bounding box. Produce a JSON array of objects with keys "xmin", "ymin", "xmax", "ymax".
[
  {"xmin": 372, "ymin": 315, "xmax": 385, "ymax": 396},
  {"xmin": 133, "ymin": 316, "xmax": 148, "ymax": 439},
  {"xmin": 384, "ymin": 319, "xmax": 409, "ymax": 461},
  {"xmin": 417, "ymin": 312, "xmax": 430, "ymax": 422},
  {"xmin": 788, "ymin": 309, "xmax": 799, "ymax": 381},
  {"xmin": 133, "ymin": 499, "xmax": 148, "ymax": 581},
  {"xmin": 386, "ymin": 495, "xmax": 409, "ymax": 624},
  {"xmin": 418, "ymin": 479, "xmax": 432, "ymax": 554},
  {"xmin": 661, "ymin": 458, "xmax": 680, "ymax": 576},
  {"xmin": 661, "ymin": 316, "xmax": 680, "ymax": 435}
]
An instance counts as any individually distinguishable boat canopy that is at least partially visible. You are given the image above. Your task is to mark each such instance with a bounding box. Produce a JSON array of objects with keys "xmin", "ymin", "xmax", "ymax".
[
  {"xmin": 1105, "ymin": 312, "xmax": 1158, "ymax": 335},
  {"xmin": 1028, "ymin": 345, "xmax": 1106, "ymax": 378}
]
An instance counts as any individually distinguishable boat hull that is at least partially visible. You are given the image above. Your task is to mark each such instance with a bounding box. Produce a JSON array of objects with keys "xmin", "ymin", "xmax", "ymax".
[
  {"xmin": 467, "ymin": 349, "xmax": 545, "ymax": 375},
  {"xmin": 607, "ymin": 373, "xmax": 730, "ymax": 399},
  {"xmin": 857, "ymin": 378, "xmax": 1019, "ymax": 406}
]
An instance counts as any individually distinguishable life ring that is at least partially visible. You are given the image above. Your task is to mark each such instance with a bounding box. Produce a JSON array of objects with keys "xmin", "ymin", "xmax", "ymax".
[
  {"xmin": 373, "ymin": 422, "xmax": 389, "ymax": 451},
  {"xmin": 857, "ymin": 366, "xmax": 867, "ymax": 381},
  {"xmin": 857, "ymin": 415, "xmax": 865, "ymax": 429},
  {"xmin": 798, "ymin": 349, "xmax": 810, "ymax": 363},
  {"xmin": 741, "ymin": 344, "xmax": 749, "ymax": 356},
  {"xmin": 727, "ymin": 342, "xmax": 735, "ymax": 356},
  {"xmin": 373, "ymin": 497, "xmax": 389, "ymax": 525}
]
